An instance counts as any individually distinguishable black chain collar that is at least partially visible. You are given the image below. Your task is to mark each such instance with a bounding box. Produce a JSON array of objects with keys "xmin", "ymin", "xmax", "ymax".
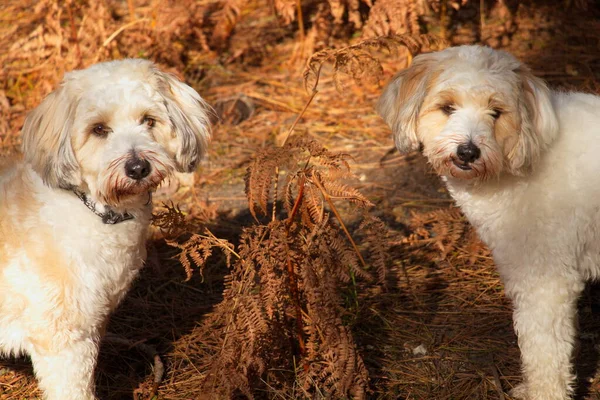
[{"xmin": 71, "ymin": 189, "xmax": 150, "ymax": 225}]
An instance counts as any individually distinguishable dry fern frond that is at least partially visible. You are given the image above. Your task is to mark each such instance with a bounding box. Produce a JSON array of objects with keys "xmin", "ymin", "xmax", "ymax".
[
  {"xmin": 299, "ymin": 182, "xmax": 325, "ymax": 227},
  {"xmin": 328, "ymin": 0, "xmax": 345, "ymax": 25},
  {"xmin": 327, "ymin": 0, "xmax": 372, "ymax": 30},
  {"xmin": 152, "ymin": 202, "xmax": 189, "ymax": 238},
  {"xmin": 168, "ymin": 233, "xmax": 213, "ymax": 280},
  {"xmin": 402, "ymin": 207, "xmax": 485, "ymax": 262},
  {"xmin": 346, "ymin": 0, "xmax": 366, "ymax": 29},
  {"xmin": 167, "ymin": 232, "xmax": 235, "ymax": 281},
  {"xmin": 273, "ymin": 0, "xmax": 297, "ymax": 25},
  {"xmin": 303, "ymin": 33, "xmax": 447, "ymax": 92},
  {"xmin": 362, "ymin": 0, "xmax": 429, "ymax": 38},
  {"xmin": 310, "ymin": 170, "xmax": 373, "ymax": 207},
  {"xmin": 245, "ymin": 143, "xmax": 293, "ymax": 220},
  {"xmin": 153, "ymin": 203, "xmax": 235, "ymax": 280},
  {"xmin": 307, "ymin": 1, "xmax": 334, "ymax": 51},
  {"xmin": 245, "ymin": 134, "xmax": 360, "ymax": 220},
  {"xmin": 197, "ymin": 132, "xmax": 390, "ymax": 398},
  {"xmin": 358, "ymin": 214, "xmax": 391, "ymax": 284},
  {"xmin": 209, "ymin": 0, "xmax": 250, "ymax": 50}
]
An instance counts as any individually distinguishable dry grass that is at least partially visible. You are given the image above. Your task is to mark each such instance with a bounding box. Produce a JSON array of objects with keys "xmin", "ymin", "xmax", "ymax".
[{"xmin": 1, "ymin": 0, "xmax": 600, "ymax": 399}]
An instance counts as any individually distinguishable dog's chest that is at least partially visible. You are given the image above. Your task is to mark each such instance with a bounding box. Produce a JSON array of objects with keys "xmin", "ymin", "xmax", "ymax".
[
  {"xmin": 55, "ymin": 206, "xmax": 149, "ymax": 310},
  {"xmin": 12, "ymin": 190, "xmax": 154, "ymax": 327},
  {"xmin": 445, "ymin": 181, "xmax": 538, "ymax": 262},
  {"xmin": 446, "ymin": 184, "xmax": 508, "ymax": 237},
  {"xmin": 447, "ymin": 178, "xmax": 600, "ymax": 279},
  {"xmin": 79, "ymin": 226, "xmax": 146, "ymax": 301},
  {"xmin": 0, "ymin": 186, "xmax": 151, "ymax": 354}
]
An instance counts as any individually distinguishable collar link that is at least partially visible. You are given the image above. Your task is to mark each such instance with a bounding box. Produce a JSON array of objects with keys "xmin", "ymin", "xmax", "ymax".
[{"xmin": 71, "ymin": 189, "xmax": 145, "ymax": 225}]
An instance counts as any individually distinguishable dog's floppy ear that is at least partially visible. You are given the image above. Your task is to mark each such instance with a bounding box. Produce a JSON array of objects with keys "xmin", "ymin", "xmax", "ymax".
[
  {"xmin": 21, "ymin": 84, "xmax": 81, "ymax": 189},
  {"xmin": 153, "ymin": 69, "xmax": 211, "ymax": 173},
  {"xmin": 377, "ymin": 53, "xmax": 438, "ymax": 153},
  {"xmin": 507, "ymin": 66, "xmax": 559, "ymax": 175}
]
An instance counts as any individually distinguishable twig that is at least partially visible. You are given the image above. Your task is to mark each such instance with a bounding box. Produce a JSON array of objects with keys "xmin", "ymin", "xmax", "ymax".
[
  {"xmin": 104, "ymin": 332, "xmax": 165, "ymax": 396},
  {"xmin": 272, "ymin": 167, "xmax": 279, "ymax": 222},
  {"xmin": 127, "ymin": 0, "xmax": 137, "ymax": 22},
  {"xmin": 440, "ymin": 0, "xmax": 448, "ymax": 41},
  {"xmin": 311, "ymin": 174, "xmax": 368, "ymax": 270},
  {"xmin": 286, "ymin": 174, "xmax": 306, "ymax": 228},
  {"xmin": 204, "ymin": 228, "xmax": 241, "ymax": 259},
  {"xmin": 284, "ymin": 174, "xmax": 308, "ymax": 356},
  {"xmin": 66, "ymin": 0, "xmax": 82, "ymax": 68},
  {"xmin": 282, "ymin": 90, "xmax": 318, "ymax": 146},
  {"xmin": 99, "ymin": 18, "xmax": 149, "ymax": 50},
  {"xmin": 284, "ymin": 240, "xmax": 307, "ymax": 356},
  {"xmin": 480, "ymin": 0, "xmax": 486, "ymax": 38},
  {"xmin": 296, "ymin": 0, "xmax": 305, "ymax": 42},
  {"xmin": 490, "ymin": 364, "xmax": 506, "ymax": 400},
  {"xmin": 247, "ymin": 92, "xmax": 302, "ymax": 113}
]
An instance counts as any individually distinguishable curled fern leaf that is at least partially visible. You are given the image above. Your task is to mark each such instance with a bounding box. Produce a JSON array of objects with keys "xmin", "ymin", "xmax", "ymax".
[{"xmin": 303, "ymin": 33, "xmax": 448, "ymax": 92}]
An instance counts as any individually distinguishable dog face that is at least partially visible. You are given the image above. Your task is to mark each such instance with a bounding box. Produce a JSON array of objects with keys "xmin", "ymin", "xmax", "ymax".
[
  {"xmin": 377, "ymin": 45, "xmax": 558, "ymax": 181},
  {"xmin": 21, "ymin": 59, "xmax": 210, "ymax": 206}
]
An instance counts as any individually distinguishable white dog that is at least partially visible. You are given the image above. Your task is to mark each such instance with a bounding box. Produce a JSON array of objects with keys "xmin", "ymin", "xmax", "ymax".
[
  {"xmin": 378, "ymin": 45, "xmax": 600, "ymax": 399},
  {"xmin": 0, "ymin": 59, "xmax": 210, "ymax": 399}
]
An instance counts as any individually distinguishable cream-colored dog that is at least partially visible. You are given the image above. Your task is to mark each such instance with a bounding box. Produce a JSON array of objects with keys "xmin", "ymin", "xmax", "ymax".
[
  {"xmin": 0, "ymin": 59, "xmax": 210, "ymax": 399},
  {"xmin": 378, "ymin": 45, "xmax": 600, "ymax": 400}
]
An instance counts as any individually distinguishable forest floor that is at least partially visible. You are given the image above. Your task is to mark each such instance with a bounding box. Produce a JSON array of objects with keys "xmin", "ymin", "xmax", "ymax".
[{"xmin": 2, "ymin": 1, "xmax": 600, "ymax": 399}]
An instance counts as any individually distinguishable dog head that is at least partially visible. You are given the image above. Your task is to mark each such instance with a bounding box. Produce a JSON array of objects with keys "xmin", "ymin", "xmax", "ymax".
[
  {"xmin": 21, "ymin": 59, "xmax": 211, "ymax": 207},
  {"xmin": 377, "ymin": 45, "xmax": 558, "ymax": 182}
]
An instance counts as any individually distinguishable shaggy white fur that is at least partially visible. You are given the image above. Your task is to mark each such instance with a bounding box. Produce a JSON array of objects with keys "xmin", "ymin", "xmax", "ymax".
[
  {"xmin": 0, "ymin": 59, "xmax": 210, "ymax": 400},
  {"xmin": 378, "ymin": 45, "xmax": 600, "ymax": 400}
]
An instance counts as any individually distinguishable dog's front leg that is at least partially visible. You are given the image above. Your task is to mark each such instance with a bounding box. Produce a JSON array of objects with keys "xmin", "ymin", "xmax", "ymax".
[
  {"xmin": 508, "ymin": 276, "xmax": 583, "ymax": 400},
  {"xmin": 30, "ymin": 337, "xmax": 99, "ymax": 400}
]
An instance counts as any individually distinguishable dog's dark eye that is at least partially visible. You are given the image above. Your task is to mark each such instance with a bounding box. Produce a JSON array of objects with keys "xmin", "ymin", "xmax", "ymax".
[
  {"xmin": 92, "ymin": 124, "xmax": 108, "ymax": 136},
  {"xmin": 441, "ymin": 104, "xmax": 455, "ymax": 116},
  {"xmin": 490, "ymin": 108, "xmax": 502, "ymax": 120},
  {"xmin": 142, "ymin": 116, "xmax": 156, "ymax": 128}
]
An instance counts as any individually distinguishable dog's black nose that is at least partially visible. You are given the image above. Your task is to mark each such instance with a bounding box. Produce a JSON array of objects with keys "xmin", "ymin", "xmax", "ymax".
[
  {"xmin": 456, "ymin": 142, "xmax": 481, "ymax": 163},
  {"xmin": 125, "ymin": 157, "xmax": 151, "ymax": 180}
]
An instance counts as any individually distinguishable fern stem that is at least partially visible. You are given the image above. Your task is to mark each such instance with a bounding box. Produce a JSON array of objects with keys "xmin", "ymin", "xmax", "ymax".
[
  {"xmin": 440, "ymin": 0, "xmax": 448, "ymax": 41},
  {"xmin": 284, "ymin": 242, "xmax": 307, "ymax": 357},
  {"xmin": 282, "ymin": 89, "xmax": 318, "ymax": 146},
  {"xmin": 127, "ymin": 0, "xmax": 136, "ymax": 21},
  {"xmin": 480, "ymin": 0, "xmax": 485, "ymax": 39},
  {"xmin": 283, "ymin": 174, "xmax": 307, "ymax": 356},
  {"xmin": 66, "ymin": 0, "xmax": 82, "ymax": 68},
  {"xmin": 286, "ymin": 174, "xmax": 306, "ymax": 227},
  {"xmin": 272, "ymin": 167, "xmax": 279, "ymax": 222},
  {"xmin": 204, "ymin": 228, "xmax": 241, "ymax": 259},
  {"xmin": 99, "ymin": 18, "xmax": 149, "ymax": 50},
  {"xmin": 311, "ymin": 175, "xmax": 368, "ymax": 270},
  {"xmin": 296, "ymin": 0, "xmax": 305, "ymax": 42}
]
